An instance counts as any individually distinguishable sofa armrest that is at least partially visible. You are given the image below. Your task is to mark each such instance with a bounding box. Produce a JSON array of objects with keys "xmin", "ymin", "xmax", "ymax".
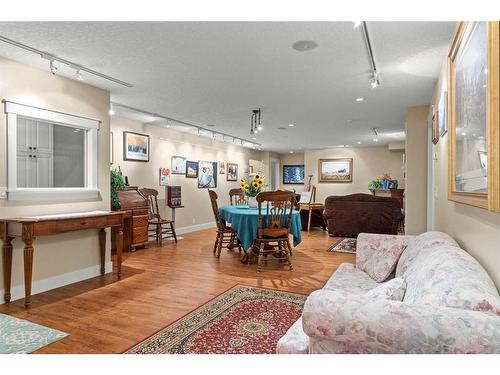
[
  {"xmin": 302, "ymin": 289, "xmax": 500, "ymax": 354},
  {"xmin": 356, "ymin": 233, "xmax": 414, "ymax": 270}
]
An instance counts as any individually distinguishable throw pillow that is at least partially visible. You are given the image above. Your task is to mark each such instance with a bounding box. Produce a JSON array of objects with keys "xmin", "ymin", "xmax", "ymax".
[{"xmin": 364, "ymin": 277, "xmax": 406, "ymax": 301}]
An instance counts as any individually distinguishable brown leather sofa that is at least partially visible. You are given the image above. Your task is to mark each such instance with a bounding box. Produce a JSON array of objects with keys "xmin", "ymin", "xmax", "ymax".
[{"xmin": 323, "ymin": 193, "xmax": 403, "ymax": 237}]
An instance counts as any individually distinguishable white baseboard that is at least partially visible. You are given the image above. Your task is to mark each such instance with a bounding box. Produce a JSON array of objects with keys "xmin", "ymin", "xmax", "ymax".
[
  {"xmin": 175, "ymin": 221, "xmax": 215, "ymax": 235},
  {"xmin": 0, "ymin": 261, "xmax": 113, "ymax": 304}
]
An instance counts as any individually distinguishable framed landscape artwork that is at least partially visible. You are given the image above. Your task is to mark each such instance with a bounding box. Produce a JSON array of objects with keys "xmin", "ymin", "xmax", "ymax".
[
  {"xmin": 186, "ymin": 160, "xmax": 199, "ymax": 178},
  {"xmin": 448, "ymin": 21, "xmax": 500, "ymax": 212},
  {"xmin": 227, "ymin": 163, "xmax": 238, "ymax": 181},
  {"xmin": 123, "ymin": 131, "xmax": 149, "ymax": 162},
  {"xmin": 283, "ymin": 165, "xmax": 305, "ymax": 184},
  {"xmin": 198, "ymin": 161, "xmax": 217, "ymax": 188},
  {"xmin": 318, "ymin": 158, "xmax": 353, "ymax": 183},
  {"xmin": 171, "ymin": 155, "xmax": 187, "ymax": 174}
]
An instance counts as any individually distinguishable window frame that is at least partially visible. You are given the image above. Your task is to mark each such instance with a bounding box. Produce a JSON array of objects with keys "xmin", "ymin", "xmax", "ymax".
[{"xmin": 4, "ymin": 100, "xmax": 100, "ymax": 200}]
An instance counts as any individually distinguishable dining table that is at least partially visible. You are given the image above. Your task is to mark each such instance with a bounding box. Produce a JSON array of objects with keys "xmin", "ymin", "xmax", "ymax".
[{"xmin": 219, "ymin": 205, "xmax": 302, "ymax": 256}]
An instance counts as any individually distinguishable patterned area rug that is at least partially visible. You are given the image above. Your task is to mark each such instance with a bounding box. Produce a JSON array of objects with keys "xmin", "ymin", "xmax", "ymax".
[
  {"xmin": 0, "ymin": 313, "xmax": 67, "ymax": 354},
  {"xmin": 126, "ymin": 285, "xmax": 306, "ymax": 354},
  {"xmin": 328, "ymin": 238, "xmax": 357, "ymax": 254}
]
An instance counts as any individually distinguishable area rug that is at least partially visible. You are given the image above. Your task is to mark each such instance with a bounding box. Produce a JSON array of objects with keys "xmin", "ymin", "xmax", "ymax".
[
  {"xmin": 125, "ymin": 285, "xmax": 306, "ymax": 354},
  {"xmin": 0, "ymin": 313, "xmax": 67, "ymax": 354},
  {"xmin": 327, "ymin": 238, "xmax": 357, "ymax": 254}
]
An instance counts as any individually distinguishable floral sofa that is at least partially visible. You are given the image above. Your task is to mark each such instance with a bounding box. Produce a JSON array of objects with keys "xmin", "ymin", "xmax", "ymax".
[{"xmin": 277, "ymin": 231, "xmax": 500, "ymax": 354}]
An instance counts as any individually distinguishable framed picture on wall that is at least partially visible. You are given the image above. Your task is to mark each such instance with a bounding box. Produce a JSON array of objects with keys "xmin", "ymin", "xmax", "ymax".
[
  {"xmin": 186, "ymin": 160, "xmax": 199, "ymax": 178},
  {"xmin": 438, "ymin": 91, "xmax": 448, "ymax": 137},
  {"xmin": 227, "ymin": 163, "xmax": 238, "ymax": 181},
  {"xmin": 432, "ymin": 110, "xmax": 439, "ymax": 144},
  {"xmin": 198, "ymin": 160, "xmax": 217, "ymax": 188},
  {"xmin": 283, "ymin": 165, "xmax": 305, "ymax": 184},
  {"xmin": 171, "ymin": 155, "xmax": 187, "ymax": 174},
  {"xmin": 123, "ymin": 131, "xmax": 149, "ymax": 162},
  {"xmin": 219, "ymin": 162, "xmax": 226, "ymax": 174},
  {"xmin": 159, "ymin": 167, "xmax": 171, "ymax": 186},
  {"xmin": 318, "ymin": 158, "xmax": 353, "ymax": 183}
]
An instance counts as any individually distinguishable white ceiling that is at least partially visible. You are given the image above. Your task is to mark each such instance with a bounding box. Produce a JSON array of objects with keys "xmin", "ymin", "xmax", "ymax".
[{"xmin": 0, "ymin": 22, "xmax": 455, "ymax": 152}]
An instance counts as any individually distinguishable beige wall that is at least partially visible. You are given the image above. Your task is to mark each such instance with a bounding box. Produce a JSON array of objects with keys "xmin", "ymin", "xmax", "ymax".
[
  {"xmin": 0, "ymin": 57, "xmax": 111, "ymax": 294},
  {"xmin": 304, "ymin": 146, "xmax": 405, "ymax": 202},
  {"xmin": 405, "ymin": 105, "xmax": 429, "ymax": 234},
  {"xmin": 430, "ymin": 57, "xmax": 500, "ymax": 289},
  {"xmin": 110, "ymin": 116, "xmax": 262, "ymax": 229}
]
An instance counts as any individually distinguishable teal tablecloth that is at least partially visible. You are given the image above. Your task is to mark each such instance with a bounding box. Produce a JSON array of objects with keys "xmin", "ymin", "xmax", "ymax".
[{"xmin": 219, "ymin": 205, "xmax": 302, "ymax": 251}]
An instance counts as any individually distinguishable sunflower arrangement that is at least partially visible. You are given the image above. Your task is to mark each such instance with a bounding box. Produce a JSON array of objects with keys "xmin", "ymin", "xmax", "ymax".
[{"xmin": 240, "ymin": 173, "xmax": 265, "ymax": 197}]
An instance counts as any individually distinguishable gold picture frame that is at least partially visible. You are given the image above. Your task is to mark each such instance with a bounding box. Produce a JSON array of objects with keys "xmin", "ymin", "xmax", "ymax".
[
  {"xmin": 318, "ymin": 158, "xmax": 353, "ymax": 183},
  {"xmin": 448, "ymin": 21, "xmax": 500, "ymax": 212}
]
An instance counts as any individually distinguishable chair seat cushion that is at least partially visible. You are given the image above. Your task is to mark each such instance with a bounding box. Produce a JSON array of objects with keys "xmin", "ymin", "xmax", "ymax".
[{"xmin": 323, "ymin": 263, "xmax": 379, "ymax": 295}]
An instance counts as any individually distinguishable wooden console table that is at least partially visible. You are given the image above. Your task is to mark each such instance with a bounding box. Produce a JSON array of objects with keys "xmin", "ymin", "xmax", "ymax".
[{"xmin": 0, "ymin": 210, "xmax": 124, "ymax": 309}]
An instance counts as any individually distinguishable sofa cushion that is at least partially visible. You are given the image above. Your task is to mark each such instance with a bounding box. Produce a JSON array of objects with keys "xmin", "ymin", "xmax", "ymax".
[
  {"xmin": 403, "ymin": 244, "xmax": 500, "ymax": 316},
  {"xmin": 364, "ymin": 277, "xmax": 406, "ymax": 301},
  {"xmin": 275, "ymin": 317, "xmax": 309, "ymax": 354},
  {"xmin": 396, "ymin": 231, "xmax": 459, "ymax": 278},
  {"xmin": 356, "ymin": 233, "xmax": 408, "ymax": 282},
  {"xmin": 323, "ymin": 263, "xmax": 378, "ymax": 295}
]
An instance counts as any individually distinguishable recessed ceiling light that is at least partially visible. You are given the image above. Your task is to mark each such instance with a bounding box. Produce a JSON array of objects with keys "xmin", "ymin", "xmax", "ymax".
[
  {"xmin": 355, "ymin": 97, "xmax": 364, "ymax": 102},
  {"xmin": 357, "ymin": 141, "xmax": 362, "ymax": 144},
  {"xmin": 278, "ymin": 127, "xmax": 287, "ymax": 130},
  {"xmin": 292, "ymin": 40, "xmax": 318, "ymax": 52},
  {"xmin": 289, "ymin": 151, "xmax": 294, "ymax": 154},
  {"xmin": 288, "ymin": 123, "xmax": 295, "ymax": 127},
  {"xmin": 373, "ymin": 138, "xmax": 379, "ymax": 142}
]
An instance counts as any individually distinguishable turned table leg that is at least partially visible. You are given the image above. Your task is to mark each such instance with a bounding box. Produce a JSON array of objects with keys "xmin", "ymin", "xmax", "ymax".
[
  {"xmin": 116, "ymin": 226, "xmax": 123, "ymax": 278},
  {"xmin": 99, "ymin": 228, "xmax": 106, "ymax": 275},
  {"xmin": 2, "ymin": 235, "xmax": 14, "ymax": 303},
  {"xmin": 22, "ymin": 224, "xmax": 35, "ymax": 309}
]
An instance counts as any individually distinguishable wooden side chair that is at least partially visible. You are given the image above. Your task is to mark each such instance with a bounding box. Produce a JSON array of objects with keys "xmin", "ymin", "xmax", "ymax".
[
  {"xmin": 208, "ymin": 190, "xmax": 242, "ymax": 258},
  {"xmin": 252, "ymin": 191, "xmax": 294, "ymax": 272},
  {"xmin": 139, "ymin": 188, "xmax": 177, "ymax": 245},
  {"xmin": 229, "ymin": 188, "xmax": 248, "ymax": 205},
  {"xmin": 298, "ymin": 186, "xmax": 325, "ymax": 235}
]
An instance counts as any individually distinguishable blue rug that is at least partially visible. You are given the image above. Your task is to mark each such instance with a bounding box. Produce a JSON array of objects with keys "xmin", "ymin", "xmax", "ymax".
[{"xmin": 0, "ymin": 313, "xmax": 68, "ymax": 354}]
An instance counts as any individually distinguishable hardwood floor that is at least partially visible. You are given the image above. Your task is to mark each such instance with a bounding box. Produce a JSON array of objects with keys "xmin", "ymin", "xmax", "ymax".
[{"xmin": 0, "ymin": 229, "xmax": 354, "ymax": 354}]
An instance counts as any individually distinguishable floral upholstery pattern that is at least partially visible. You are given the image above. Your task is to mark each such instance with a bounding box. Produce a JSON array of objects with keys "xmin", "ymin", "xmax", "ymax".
[
  {"xmin": 364, "ymin": 277, "xmax": 406, "ymax": 301},
  {"xmin": 403, "ymin": 244, "xmax": 500, "ymax": 316},
  {"xmin": 356, "ymin": 233, "xmax": 411, "ymax": 282},
  {"xmin": 323, "ymin": 263, "xmax": 378, "ymax": 295},
  {"xmin": 276, "ymin": 317, "xmax": 309, "ymax": 354},
  {"xmin": 396, "ymin": 231, "xmax": 457, "ymax": 278},
  {"xmin": 302, "ymin": 289, "xmax": 500, "ymax": 354}
]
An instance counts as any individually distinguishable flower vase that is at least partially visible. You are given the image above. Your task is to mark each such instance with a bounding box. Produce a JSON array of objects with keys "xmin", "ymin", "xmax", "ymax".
[{"xmin": 248, "ymin": 196, "xmax": 258, "ymax": 208}]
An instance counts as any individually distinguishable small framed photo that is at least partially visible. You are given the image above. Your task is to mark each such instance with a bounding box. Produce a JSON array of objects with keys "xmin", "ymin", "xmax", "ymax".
[
  {"xmin": 159, "ymin": 167, "xmax": 171, "ymax": 186},
  {"xmin": 123, "ymin": 131, "xmax": 149, "ymax": 162},
  {"xmin": 318, "ymin": 158, "xmax": 353, "ymax": 183},
  {"xmin": 219, "ymin": 162, "xmax": 226, "ymax": 174},
  {"xmin": 227, "ymin": 163, "xmax": 238, "ymax": 181},
  {"xmin": 186, "ymin": 160, "xmax": 199, "ymax": 178},
  {"xmin": 171, "ymin": 155, "xmax": 187, "ymax": 174},
  {"xmin": 283, "ymin": 165, "xmax": 305, "ymax": 184}
]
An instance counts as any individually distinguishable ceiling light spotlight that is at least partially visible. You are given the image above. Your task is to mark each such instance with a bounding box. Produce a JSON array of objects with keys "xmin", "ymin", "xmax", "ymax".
[
  {"xmin": 250, "ymin": 109, "xmax": 263, "ymax": 135},
  {"xmin": 357, "ymin": 141, "xmax": 362, "ymax": 145},
  {"xmin": 75, "ymin": 68, "xmax": 83, "ymax": 81},
  {"xmin": 288, "ymin": 123, "xmax": 295, "ymax": 127},
  {"xmin": 292, "ymin": 40, "xmax": 318, "ymax": 52},
  {"xmin": 356, "ymin": 97, "xmax": 364, "ymax": 102},
  {"xmin": 353, "ymin": 21, "xmax": 362, "ymax": 29},
  {"xmin": 372, "ymin": 127, "xmax": 379, "ymax": 142},
  {"xmin": 289, "ymin": 151, "xmax": 294, "ymax": 154},
  {"xmin": 370, "ymin": 73, "xmax": 380, "ymax": 89},
  {"xmin": 108, "ymin": 103, "xmax": 115, "ymax": 116},
  {"xmin": 49, "ymin": 59, "xmax": 58, "ymax": 75}
]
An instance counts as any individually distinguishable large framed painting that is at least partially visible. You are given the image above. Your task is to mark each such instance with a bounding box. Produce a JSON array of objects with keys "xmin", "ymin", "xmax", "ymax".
[
  {"xmin": 186, "ymin": 160, "xmax": 199, "ymax": 178},
  {"xmin": 448, "ymin": 21, "xmax": 500, "ymax": 211},
  {"xmin": 198, "ymin": 160, "xmax": 217, "ymax": 188},
  {"xmin": 171, "ymin": 155, "xmax": 187, "ymax": 175},
  {"xmin": 123, "ymin": 131, "xmax": 149, "ymax": 162},
  {"xmin": 283, "ymin": 165, "xmax": 305, "ymax": 184},
  {"xmin": 226, "ymin": 163, "xmax": 238, "ymax": 181},
  {"xmin": 318, "ymin": 158, "xmax": 353, "ymax": 183}
]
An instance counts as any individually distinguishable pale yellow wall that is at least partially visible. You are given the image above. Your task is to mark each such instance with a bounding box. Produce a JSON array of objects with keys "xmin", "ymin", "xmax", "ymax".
[
  {"xmin": 430, "ymin": 57, "xmax": 500, "ymax": 289},
  {"xmin": 304, "ymin": 146, "xmax": 405, "ymax": 202},
  {"xmin": 0, "ymin": 57, "xmax": 111, "ymax": 292},
  {"xmin": 110, "ymin": 116, "xmax": 262, "ymax": 228},
  {"xmin": 405, "ymin": 105, "xmax": 429, "ymax": 235}
]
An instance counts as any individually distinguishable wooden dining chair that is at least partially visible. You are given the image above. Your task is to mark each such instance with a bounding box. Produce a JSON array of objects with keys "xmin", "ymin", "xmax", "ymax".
[
  {"xmin": 139, "ymin": 188, "xmax": 177, "ymax": 245},
  {"xmin": 298, "ymin": 186, "xmax": 325, "ymax": 235},
  {"xmin": 252, "ymin": 190, "xmax": 294, "ymax": 272},
  {"xmin": 229, "ymin": 188, "xmax": 248, "ymax": 205},
  {"xmin": 208, "ymin": 190, "xmax": 242, "ymax": 258}
]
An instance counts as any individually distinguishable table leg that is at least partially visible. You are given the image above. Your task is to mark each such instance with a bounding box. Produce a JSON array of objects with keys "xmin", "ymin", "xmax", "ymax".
[
  {"xmin": 22, "ymin": 224, "xmax": 35, "ymax": 309},
  {"xmin": 1, "ymin": 235, "xmax": 14, "ymax": 303},
  {"xmin": 99, "ymin": 228, "xmax": 106, "ymax": 275},
  {"xmin": 116, "ymin": 226, "xmax": 123, "ymax": 278}
]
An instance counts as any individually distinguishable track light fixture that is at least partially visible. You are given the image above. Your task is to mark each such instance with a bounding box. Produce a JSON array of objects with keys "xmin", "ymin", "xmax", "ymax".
[
  {"xmin": 372, "ymin": 127, "xmax": 379, "ymax": 142},
  {"xmin": 250, "ymin": 109, "xmax": 263, "ymax": 135},
  {"xmin": 49, "ymin": 59, "xmax": 58, "ymax": 75},
  {"xmin": 357, "ymin": 22, "xmax": 381, "ymax": 89},
  {"xmin": 75, "ymin": 68, "xmax": 83, "ymax": 81}
]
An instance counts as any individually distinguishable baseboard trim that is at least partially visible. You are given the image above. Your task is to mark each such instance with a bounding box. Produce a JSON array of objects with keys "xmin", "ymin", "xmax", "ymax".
[
  {"xmin": 0, "ymin": 261, "xmax": 113, "ymax": 304},
  {"xmin": 175, "ymin": 221, "xmax": 215, "ymax": 235}
]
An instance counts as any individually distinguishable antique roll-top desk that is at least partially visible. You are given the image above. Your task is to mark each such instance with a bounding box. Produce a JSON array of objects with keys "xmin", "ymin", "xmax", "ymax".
[{"xmin": 0, "ymin": 210, "xmax": 124, "ymax": 309}]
